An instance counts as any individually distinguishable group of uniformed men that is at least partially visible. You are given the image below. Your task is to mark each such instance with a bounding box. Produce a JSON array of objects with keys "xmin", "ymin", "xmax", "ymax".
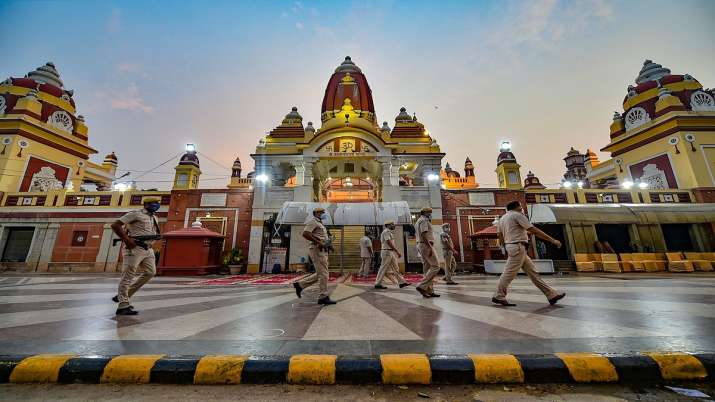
[{"xmin": 113, "ymin": 201, "xmax": 566, "ymax": 312}]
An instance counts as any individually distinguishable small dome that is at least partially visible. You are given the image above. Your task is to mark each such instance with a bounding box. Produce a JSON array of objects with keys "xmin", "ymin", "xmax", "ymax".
[
  {"xmin": 27, "ymin": 62, "xmax": 64, "ymax": 88},
  {"xmin": 334, "ymin": 56, "xmax": 362, "ymax": 73},
  {"xmin": 282, "ymin": 106, "xmax": 302, "ymax": 124},
  {"xmin": 395, "ymin": 107, "xmax": 412, "ymax": 123},
  {"xmin": 232, "ymin": 157, "xmax": 241, "ymax": 169},
  {"xmin": 497, "ymin": 151, "xmax": 516, "ymax": 164},
  {"xmin": 635, "ymin": 59, "xmax": 671, "ymax": 84},
  {"xmin": 381, "ymin": 121, "xmax": 391, "ymax": 132},
  {"xmin": 566, "ymin": 147, "xmax": 580, "ymax": 157},
  {"xmin": 103, "ymin": 152, "xmax": 118, "ymax": 163},
  {"xmin": 179, "ymin": 152, "xmax": 200, "ymax": 167},
  {"xmin": 445, "ymin": 162, "xmax": 452, "ymax": 172},
  {"xmin": 305, "ymin": 121, "xmax": 315, "ymax": 133},
  {"xmin": 524, "ymin": 171, "xmax": 546, "ymax": 189}
]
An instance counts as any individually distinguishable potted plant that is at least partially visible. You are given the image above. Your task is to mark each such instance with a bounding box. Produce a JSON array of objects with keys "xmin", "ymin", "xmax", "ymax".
[{"xmin": 223, "ymin": 248, "xmax": 244, "ymax": 275}]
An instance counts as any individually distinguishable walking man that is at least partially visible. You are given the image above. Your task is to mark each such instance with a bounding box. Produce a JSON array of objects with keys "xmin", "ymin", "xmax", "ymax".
[
  {"xmin": 374, "ymin": 221, "xmax": 411, "ymax": 289},
  {"xmin": 492, "ymin": 201, "xmax": 565, "ymax": 306},
  {"xmin": 111, "ymin": 197, "xmax": 162, "ymax": 316},
  {"xmin": 294, "ymin": 207, "xmax": 336, "ymax": 305},
  {"xmin": 359, "ymin": 231, "xmax": 373, "ymax": 277},
  {"xmin": 415, "ymin": 207, "xmax": 441, "ymax": 298},
  {"xmin": 440, "ymin": 223, "xmax": 459, "ymax": 285}
]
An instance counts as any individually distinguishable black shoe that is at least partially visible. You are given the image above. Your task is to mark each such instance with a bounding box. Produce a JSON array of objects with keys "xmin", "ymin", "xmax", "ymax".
[
  {"xmin": 293, "ymin": 283, "xmax": 303, "ymax": 298},
  {"xmin": 374, "ymin": 285, "xmax": 387, "ymax": 289},
  {"xmin": 399, "ymin": 282, "xmax": 411, "ymax": 289},
  {"xmin": 445, "ymin": 281, "xmax": 459, "ymax": 285},
  {"xmin": 115, "ymin": 306, "xmax": 138, "ymax": 316},
  {"xmin": 491, "ymin": 297, "xmax": 516, "ymax": 307},
  {"xmin": 416, "ymin": 287, "xmax": 431, "ymax": 298},
  {"xmin": 429, "ymin": 293, "xmax": 441, "ymax": 297},
  {"xmin": 317, "ymin": 297, "xmax": 337, "ymax": 305},
  {"xmin": 112, "ymin": 295, "xmax": 119, "ymax": 303},
  {"xmin": 548, "ymin": 293, "xmax": 566, "ymax": 306}
]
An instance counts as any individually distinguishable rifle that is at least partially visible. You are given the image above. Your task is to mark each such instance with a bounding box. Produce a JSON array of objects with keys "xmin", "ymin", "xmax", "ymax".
[
  {"xmin": 113, "ymin": 235, "xmax": 162, "ymax": 251},
  {"xmin": 320, "ymin": 237, "xmax": 335, "ymax": 253}
]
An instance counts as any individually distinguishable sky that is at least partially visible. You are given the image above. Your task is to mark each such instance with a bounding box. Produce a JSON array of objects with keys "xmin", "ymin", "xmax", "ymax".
[{"xmin": 1, "ymin": 0, "xmax": 714, "ymax": 189}]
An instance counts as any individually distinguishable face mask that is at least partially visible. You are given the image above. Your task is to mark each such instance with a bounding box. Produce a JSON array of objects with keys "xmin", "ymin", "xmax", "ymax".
[
  {"xmin": 145, "ymin": 203, "xmax": 161, "ymax": 213},
  {"xmin": 319, "ymin": 213, "xmax": 328, "ymax": 221}
]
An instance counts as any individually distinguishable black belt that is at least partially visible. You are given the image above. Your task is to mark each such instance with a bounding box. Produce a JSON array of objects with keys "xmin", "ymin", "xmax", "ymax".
[{"xmin": 506, "ymin": 241, "xmax": 529, "ymax": 246}]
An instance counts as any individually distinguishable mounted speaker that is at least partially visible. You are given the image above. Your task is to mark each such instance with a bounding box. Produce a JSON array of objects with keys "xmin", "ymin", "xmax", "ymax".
[
  {"xmin": 684, "ymin": 133, "xmax": 696, "ymax": 143},
  {"xmin": 668, "ymin": 137, "xmax": 679, "ymax": 145}
]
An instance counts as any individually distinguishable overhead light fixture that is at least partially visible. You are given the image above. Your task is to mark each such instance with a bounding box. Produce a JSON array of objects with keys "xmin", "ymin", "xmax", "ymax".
[
  {"xmin": 185, "ymin": 143, "xmax": 196, "ymax": 152},
  {"xmin": 621, "ymin": 180, "xmax": 634, "ymax": 189},
  {"xmin": 500, "ymin": 140, "xmax": 512, "ymax": 151}
]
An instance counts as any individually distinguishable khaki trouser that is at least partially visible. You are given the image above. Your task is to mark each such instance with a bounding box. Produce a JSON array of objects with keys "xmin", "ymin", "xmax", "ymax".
[
  {"xmin": 117, "ymin": 247, "xmax": 156, "ymax": 308},
  {"xmin": 375, "ymin": 250, "xmax": 406, "ymax": 286},
  {"xmin": 359, "ymin": 256, "xmax": 372, "ymax": 277},
  {"xmin": 493, "ymin": 243, "xmax": 559, "ymax": 301},
  {"xmin": 299, "ymin": 248, "xmax": 329, "ymax": 298},
  {"xmin": 443, "ymin": 250, "xmax": 457, "ymax": 282},
  {"xmin": 417, "ymin": 243, "xmax": 440, "ymax": 293}
]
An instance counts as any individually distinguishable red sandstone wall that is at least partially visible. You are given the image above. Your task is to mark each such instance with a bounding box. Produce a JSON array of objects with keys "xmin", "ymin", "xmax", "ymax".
[
  {"xmin": 166, "ymin": 189, "xmax": 253, "ymax": 259},
  {"xmin": 440, "ymin": 189, "xmax": 525, "ymax": 265},
  {"xmin": 51, "ymin": 222, "xmax": 104, "ymax": 263}
]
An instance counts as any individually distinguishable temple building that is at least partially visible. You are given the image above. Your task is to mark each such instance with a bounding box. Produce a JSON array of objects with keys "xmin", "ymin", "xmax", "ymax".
[
  {"xmin": 0, "ymin": 63, "xmax": 118, "ymax": 193},
  {"xmin": 584, "ymin": 60, "xmax": 715, "ymax": 202},
  {"xmin": 247, "ymin": 56, "xmax": 445, "ymax": 272},
  {"xmin": 0, "ymin": 57, "xmax": 713, "ymax": 273}
]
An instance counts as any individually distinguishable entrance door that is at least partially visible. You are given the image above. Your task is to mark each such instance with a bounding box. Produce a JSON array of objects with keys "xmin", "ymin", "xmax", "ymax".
[
  {"xmin": 595, "ymin": 224, "xmax": 631, "ymax": 253},
  {"xmin": 662, "ymin": 224, "xmax": 695, "ymax": 251},
  {"xmin": 328, "ymin": 226, "xmax": 365, "ymax": 272},
  {"xmin": 1, "ymin": 227, "xmax": 35, "ymax": 262}
]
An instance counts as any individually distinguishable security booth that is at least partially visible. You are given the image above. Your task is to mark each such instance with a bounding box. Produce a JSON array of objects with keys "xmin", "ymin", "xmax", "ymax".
[{"xmin": 158, "ymin": 220, "xmax": 225, "ymax": 275}]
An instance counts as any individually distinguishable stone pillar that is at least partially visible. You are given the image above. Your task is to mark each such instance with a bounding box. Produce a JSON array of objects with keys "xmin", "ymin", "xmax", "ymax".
[
  {"xmin": 380, "ymin": 158, "xmax": 401, "ymax": 202},
  {"xmin": 293, "ymin": 160, "xmax": 315, "ymax": 202}
]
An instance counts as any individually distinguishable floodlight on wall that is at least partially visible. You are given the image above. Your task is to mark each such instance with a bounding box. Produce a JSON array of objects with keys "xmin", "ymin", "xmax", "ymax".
[
  {"xmin": 638, "ymin": 181, "xmax": 649, "ymax": 189},
  {"xmin": 500, "ymin": 140, "xmax": 512, "ymax": 151},
  {"xmin": 621, "ymin": 180, "xmax": 634, "ymax": 189},
  {"xmin": 185, "ymin": 143, "xmax": 196, "ymax": 153},
  {"xmin": 427, "ymin": 173, "xmax": 440, "ymax": 181},
  {"xmin": 562, "ymin": 180, "xmax": 573, "ymax": 188},
  {"xmin": 112, "ymin": 182, "xmax": 130, "ymax": 191},
  {"xmin": 577, "ymin": 181, "xmax": 584, "ymax": 189},
  {"xmin": 255, "ymin": 173, "xmax": 270, "ymax": 183}
]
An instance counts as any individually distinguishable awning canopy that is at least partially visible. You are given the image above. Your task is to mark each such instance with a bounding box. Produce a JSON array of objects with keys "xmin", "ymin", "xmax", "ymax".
[
  {"xmin": 528, "ymin": 203, "xmax": 715, "ymax": 225},
  {"xmin": 276, "ymin": 201, "xmax": 413, "ymax": 226}
]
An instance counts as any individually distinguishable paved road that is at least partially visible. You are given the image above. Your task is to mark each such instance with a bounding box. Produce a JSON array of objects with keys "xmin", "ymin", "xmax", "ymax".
[
  {"xmin": 2, "ymin": 383, "xmax": 714, "ymax": 401},
  {"xmin": 1, "ymin": 273, "xmax": 714, "ymax": 355}
]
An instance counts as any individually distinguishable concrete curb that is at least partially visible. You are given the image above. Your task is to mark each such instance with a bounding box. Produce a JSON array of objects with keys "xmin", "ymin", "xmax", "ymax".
[{"xmin": 0, "ymin": 352, "xmax": 712, "ymax": 385}]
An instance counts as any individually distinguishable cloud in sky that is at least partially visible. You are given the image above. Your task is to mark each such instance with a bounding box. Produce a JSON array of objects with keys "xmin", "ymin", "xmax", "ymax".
[
  {"xmin": 109, "ymin": 83, "xmax": 154, "ymax": 113},
  {"xmin": 295, "ymin": 21, "xmax": 304, "ymax": 29},
  {"xmin": 116, "ymin": 62, "xmax": 140, "ymax": 73}
]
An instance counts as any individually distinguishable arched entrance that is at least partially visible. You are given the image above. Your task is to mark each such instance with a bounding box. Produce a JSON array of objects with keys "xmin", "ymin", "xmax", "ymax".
[{"xmin": 323, "ymin": 177, "xmax": 375, "ymax": 203}]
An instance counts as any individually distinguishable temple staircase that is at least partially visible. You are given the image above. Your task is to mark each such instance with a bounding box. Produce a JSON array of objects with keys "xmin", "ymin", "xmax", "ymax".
[{"xmin": 328, "ymin": 226, "xmax": 365, "ymax": 271}]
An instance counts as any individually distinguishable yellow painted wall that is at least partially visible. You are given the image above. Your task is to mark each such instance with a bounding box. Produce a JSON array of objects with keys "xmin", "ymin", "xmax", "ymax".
[
  {"xmin": 616, "ymin": 130, "xmax": 715, "ymax": 189},
  {"xmin": 0, "ymin": 134, "xmax": 84, "ymax": 193}
]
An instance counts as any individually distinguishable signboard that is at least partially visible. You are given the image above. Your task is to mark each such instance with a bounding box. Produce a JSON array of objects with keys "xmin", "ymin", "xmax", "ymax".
[
  {"xmin": 468, "ymin": 192, "xmax": 495, "ymax": 206},
  {"xmin": 200, "ymin": 193, "xmax": 227, "ymax": 207}
]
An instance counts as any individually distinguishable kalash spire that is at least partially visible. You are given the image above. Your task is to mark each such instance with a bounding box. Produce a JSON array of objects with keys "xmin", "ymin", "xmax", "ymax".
[{"xmin": 320, "ymin": 56, "xmax": 377, "ymax": 128}]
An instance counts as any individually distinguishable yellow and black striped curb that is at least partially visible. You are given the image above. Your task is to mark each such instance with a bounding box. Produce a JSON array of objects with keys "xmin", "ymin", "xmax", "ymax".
[{"xmin": 0, "ymin": 352, "xmax": 713, "ymax": 385}]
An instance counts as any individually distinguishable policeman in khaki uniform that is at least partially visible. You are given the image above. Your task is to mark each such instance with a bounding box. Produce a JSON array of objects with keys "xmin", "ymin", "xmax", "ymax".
[
  {"xmin": 415, "ymin": 207, "xmax": 442, "ymax": 298},
  {"xmin": 293, "ymin": 207, "xmax": 336, "ymax": 305},
  {"xmin": 358, "ymin": 232, "xmax": 373, "ymax": 277},
  {"xmin": 111, "ymin": 197, "xmax": 162, "ymax": 315},
  {"xmin": 440, "ymin": 223, "xmax": 459, "ymax": 285},
  {"xmin": 374, "ymin": 220, "xmax": 411, "ymax": 290},
  {"xmin": 492, "ymin": 200, "xmax": 565, "ymax": 306}
]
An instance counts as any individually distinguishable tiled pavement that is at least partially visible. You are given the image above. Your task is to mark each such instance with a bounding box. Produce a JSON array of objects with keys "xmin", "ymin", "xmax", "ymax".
[{"xmin": 1, "ymin": 273, "xmax": 714, "ymax": 356}]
